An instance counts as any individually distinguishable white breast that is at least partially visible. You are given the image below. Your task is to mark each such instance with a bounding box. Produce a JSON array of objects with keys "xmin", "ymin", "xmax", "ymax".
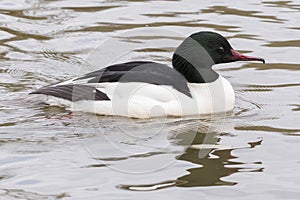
[
  {"xmin": 187, "ymin": 76, "xmax": 235, "ymax": 115},
  {"xmin": 45, "ymin": 76, "xmax": 235, "ymax": 118}
]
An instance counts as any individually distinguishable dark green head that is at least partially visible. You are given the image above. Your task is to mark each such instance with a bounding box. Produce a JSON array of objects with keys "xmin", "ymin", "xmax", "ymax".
[
  {"xmin": 172, "ymin": 31, "xmax": 265, "ymax": 83},
  {"xmin": 190, "ymin": 31, "xmax": 265, "ymax": 64},
  {"xmin": 190, "ymin": 32, "xmax": 233, "ymax": 64}
]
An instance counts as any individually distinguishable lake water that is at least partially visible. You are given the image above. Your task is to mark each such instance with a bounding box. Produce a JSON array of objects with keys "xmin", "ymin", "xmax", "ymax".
[{"xmin": 0, "ymin": 0, "xmax": 300, "ymax": 199}]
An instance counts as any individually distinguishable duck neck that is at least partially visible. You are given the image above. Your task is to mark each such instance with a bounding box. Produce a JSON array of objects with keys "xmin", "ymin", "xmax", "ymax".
[{"xmin": 172, "ymin": 37, "xmax": 219, "ymax": 83}]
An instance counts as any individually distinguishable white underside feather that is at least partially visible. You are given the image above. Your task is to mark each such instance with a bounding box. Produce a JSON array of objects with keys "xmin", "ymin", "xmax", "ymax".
[{"xmin": 44, "ymin": 76, "xmax": 235, "ymax": 118}]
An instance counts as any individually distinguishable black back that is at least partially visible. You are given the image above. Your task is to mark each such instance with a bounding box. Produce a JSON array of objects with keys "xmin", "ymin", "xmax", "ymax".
[
  {"xmin": 31, "ymin": 61, "xmax": 192, "ymax": 102},
  {"xmin": 76, "ymin": 61, "xmax": 192, "ymax": 97}
]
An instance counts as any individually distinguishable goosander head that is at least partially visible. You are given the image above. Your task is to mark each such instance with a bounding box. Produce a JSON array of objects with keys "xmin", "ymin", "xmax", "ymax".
[
  {"xmin": 190, "ymin": 31, "xmax": 265, "ymax": 64},
  {"xmin": 172, "ymin": 31, "xmax": 265, "ymax": 83}
]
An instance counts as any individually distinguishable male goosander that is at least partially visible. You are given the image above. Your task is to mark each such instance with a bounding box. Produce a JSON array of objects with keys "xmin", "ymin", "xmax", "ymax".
[{"xmin": 31, "ymin": 31, "xmax": 264, "ymax": 118}]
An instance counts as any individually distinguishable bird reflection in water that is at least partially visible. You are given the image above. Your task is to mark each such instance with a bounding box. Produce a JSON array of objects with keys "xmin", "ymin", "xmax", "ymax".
[{"xmin": 119, "ymin": 117, "xmax": 263, "ymax": 191}]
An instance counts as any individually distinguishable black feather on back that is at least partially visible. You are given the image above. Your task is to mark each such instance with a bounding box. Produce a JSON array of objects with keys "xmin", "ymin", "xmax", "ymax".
[
  {"xmin": 76, "ymin": 61, "xmax": 192, "ymax": 97},
  {"xmin": 30, "ymin": 84, "xmax": 110, "ymax": 102}
]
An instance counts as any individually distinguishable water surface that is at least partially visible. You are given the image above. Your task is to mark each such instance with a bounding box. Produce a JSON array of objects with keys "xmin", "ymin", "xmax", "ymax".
[{"xmin": 0, "ymin": 0, "xmax": 300, "ymax": 199}]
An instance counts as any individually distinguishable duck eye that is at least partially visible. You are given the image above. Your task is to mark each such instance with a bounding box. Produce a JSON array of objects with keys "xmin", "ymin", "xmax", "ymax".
[{"xmin": 217, "ymin": 46, "xmax": 225, "ymax": 53}]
